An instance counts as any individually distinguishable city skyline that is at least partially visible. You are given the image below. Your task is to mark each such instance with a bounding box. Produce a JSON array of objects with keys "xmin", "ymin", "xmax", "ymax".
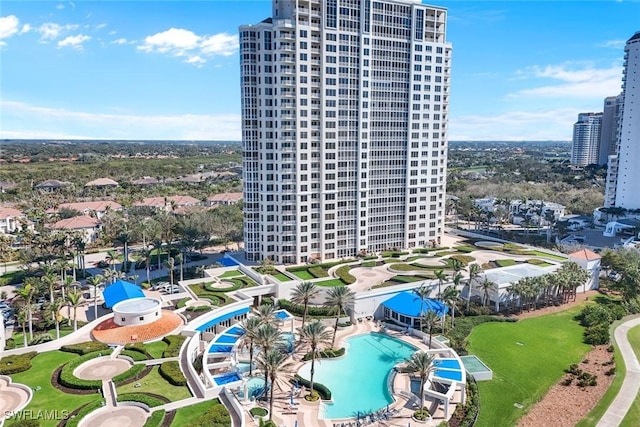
[{"xmin": 1, "ymin": 0, "xmax": 638, "ymax": 141}]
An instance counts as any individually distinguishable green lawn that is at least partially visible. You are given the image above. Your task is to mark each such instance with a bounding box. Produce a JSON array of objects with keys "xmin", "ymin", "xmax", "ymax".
[
  {"xmin": 7, "ymin": 351, "xmax": 101, "ymax": 427},
  {"xmin": 218, "ymin": 270, "xmax": 242, "ymax": 278},
  {"xmin": 524, "ymin": 250, "xmax": 568, "ymax": 261},
  {"xmin": 315, "ymin": 278, "xmax": 348, "ymax": 287},
  {"xmin": 620, "ymin": 324, "xmax": 640, "ymax": 427},
  {"xmin": 9, "ymin": 326, "xmax": 76, "ymax": 349},
  {"xmin": 144, "ymin": 341, "xmax": 169, "ymax": 359},
  {"xmin": 468, "ymin": 306, "xmax": 590, "ymax": 427},
  {"xmin": 117, "ymin": 366, "xmax": 191, "ymax": 402},
  {"xmin": 272, "ymin": 272, "xmax": 292, "ymax": 282},
  {"xmin": 171, "ymin": 399, "xmax": 226, "ymax": 425},
  {"xmin": 495, "ymin": 259, "xmax": 517, "ymax": 267},
  {"xmin": 290, "ymin": 270, "xmax": 315, "ymax": 280}
]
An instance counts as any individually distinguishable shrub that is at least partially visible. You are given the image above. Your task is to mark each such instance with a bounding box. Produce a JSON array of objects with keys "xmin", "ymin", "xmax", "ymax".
[
  {"xmin": 117, "ymin": 392, "xmax": 165, "ymax": 407},
  {"xmin": 159, "ymin": 361, "xmax": 187, "ymax": 386},
  {"xmin": 186, "ymin": 305, "xmax": 212, "ymax": 312},
  {"xmin": 10, "ymin": 420, "xmax": 40, "ymax": 427},
  {"xmin": 335, "ymin": 265, "xmax": 356, "ymax": 284},
  {"xmin": 0, "ymin": 352, "xmax": 38, "ymax": 375},
  {"xmin": 162, "ymin": 335, "xmax": 187, "ymax": 358},
  {"xmin": 113, "ymin": 364, "xmax": 146, "ymax": 384},
  {"xmin": 60, "ymin": 351, "xmax": 107, "ymax": 390},
  {"xmin": 292, "ymin": 374, "xmax": 331, "ymax": 400},
  {"xmin": 448, "ymin": 254, "xmax": 475, "ymax": 266},
  {"xmin": 5, "ymin": 338, "xmax": 15, "ymax": 349},
  {"xmin": 413, "ymin": 407, "xmax": 430, "ymax": 421},
  {"xmin": 66, "ymin": 400, "xmax": 106, "ymax": 427},
  {"xmin": 584, "ymin": 324, "xmax": 611, "ymax": 345},
  {"xmin": 308, "ymin": 266, "xmax": 327, "ymax": 278},
  {"xmin": 192, "ymin": 401, "xmax": 231, "ymax": 427},
  {"xmin": 29, "ymin": 333, "xmax": 53, "ymax": 346},
  {"xmin": 278, "ymin": 299, "xmax": 333, "ymax": 317},
  {"xmin": 61, "ymin": 341, "xmax": 110, "ymax": 355},
  {"xmin": 120, "ymin": 349, "xmax": 149, "ymax": 362},
  {"xmin": 143, "ymin": 410, "xmax": 165, "ymax": 427},
  {"xmin": 301, "ymin": 347, "xmax": 345, "ymax": 361},
  {"xmin": 577, "ymin": 305, "xmax": 613, "ymax": 327},
  {"xmin": 250, "ymin": 407, "xmax": 268, "ymax": 417}
]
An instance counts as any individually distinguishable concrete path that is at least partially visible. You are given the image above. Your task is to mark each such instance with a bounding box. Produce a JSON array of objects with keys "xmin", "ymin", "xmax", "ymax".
[
  {"xmin": 596, "ymin": 316, "xmax": 640, "ymax": 427},
  {"xmin": 154, "ymin": 396, "xmax": 208, "ymax": 412}
]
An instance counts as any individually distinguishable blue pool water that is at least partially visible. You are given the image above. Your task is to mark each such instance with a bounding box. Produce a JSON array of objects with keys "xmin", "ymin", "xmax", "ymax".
[
  {"xmin": 219, "ymin": 256, "xmax": 239, "ymax": 267},
  {"xmin": 236, "ymin": 362, "xmax": 255, "ymax": 374},
  {"xmin": 297, "ymin": 332, "xmax": 416, "ymax": 419},
  {"xmin": 215, "ymin": 334, "xmax": 241, "ymax": 344},
  {"xmin": 282, "ymin": 332, "xmax": 296, "ymax": 353},
  {"xmin": 237, "ymin": 377, "xmax": 267, "ymax": 399},
  {"xmin": 213, "ymin": 372, "xmax": 242, "ymax": 386},
  {"xmin": 434, "ymin": 359, "xmax": 461, "ymax": 370}
]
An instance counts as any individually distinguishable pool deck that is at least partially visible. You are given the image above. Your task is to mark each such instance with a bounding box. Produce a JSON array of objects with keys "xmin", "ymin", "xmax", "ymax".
[{"xmin": 240, "ymin": 319, "xmax": 461, "ymax": 427}]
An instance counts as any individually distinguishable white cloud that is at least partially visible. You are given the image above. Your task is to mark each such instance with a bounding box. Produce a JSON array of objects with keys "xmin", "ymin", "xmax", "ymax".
[
  {"xmin": 56, "ymin": 3, "xmax": 65, "ymax": 10},
  {"xmin": 138, "ymin": 28, "xmax": 239, "ymax": 65},
  {"xmin": 597, "ymin": 39, "xmax": 626, "ymax": 50},
  {"xmin": 510, "ymin": 63, "xmax": 623, "ymax": 99},
  {"xmin": 1, "ymin": 100, "xmax": 241, "ymax": 140},
  {"xmin": 57, "ymin": 34, "xmax": 90, "ymax": 50},
  {"xmin": 38, "ymin": 22, "xmax": 78, "ymax": 41},
  {"xmin": 95, "ymin": 23, "xmax": 107, "ymax": 30},
  {"xmin": 20, "ymin": 24, "xmax": 31, "ymax": 34},
  {"xmin": 111, "ymin": 38, "xmax": 129, "ymax": 45},
  {"xmin": 0, "ymin": 15, "xmax": 20, "ymax": 40},
  {"xmin": 450, "ymin": 108, "xmax": 580, "ymax": 141}
]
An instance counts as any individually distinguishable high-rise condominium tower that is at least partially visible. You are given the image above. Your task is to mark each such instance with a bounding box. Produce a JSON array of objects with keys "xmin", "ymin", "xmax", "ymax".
[
  {"xmin": 598, "ymin": 95, "xmax": 623, "ymax": 166},
  {"xmin": 571, "ymin": 112, "xmax": 602, "ymax": 166},
  {"xmin": 605, "ymin": 31, "xmax": 640, "ymax": 209},
  {"xmin": 240, "ymin": 0, "xmax": 451, "ymax": 264}
]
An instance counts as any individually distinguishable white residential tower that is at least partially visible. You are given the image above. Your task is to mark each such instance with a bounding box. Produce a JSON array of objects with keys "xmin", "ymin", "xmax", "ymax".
[{"xmin": 240, "ymin": 0, "xmax": 451, "ymax": 264}]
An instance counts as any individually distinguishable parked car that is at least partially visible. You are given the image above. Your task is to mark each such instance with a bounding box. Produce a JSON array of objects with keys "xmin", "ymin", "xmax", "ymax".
[
  {"xmin": 96, "ymin": 260, "xmax": 109, "ymax": 268},
  {"xmin": 153, "ymin": 282, "xmax": 170, "ymax": 291}
]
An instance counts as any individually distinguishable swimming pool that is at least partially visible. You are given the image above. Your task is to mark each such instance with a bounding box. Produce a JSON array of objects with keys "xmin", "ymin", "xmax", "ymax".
[
  {"xmin": 237, "ymin": 377, "xmax": 267, "ymax": 400},
  {"xmin": 297, "ymin": 332, "xmax": 416, "ymax": 419}
]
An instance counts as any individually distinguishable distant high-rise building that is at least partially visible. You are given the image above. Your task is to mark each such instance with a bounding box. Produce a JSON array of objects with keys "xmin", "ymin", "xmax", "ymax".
[
  {"xmin": 598, "ymin": 95, "xmax": 623, "ymax": 166},
  {"xmin": 571, "ymin": 113, "xmax": 602, "ymax": 166},
  {"xmin": 240, "ymin": 0, "xmax": 451, "ymax": 264},
  {"xmin": 605, "ymin": 31, "xmax": 640, "ymax": 209}
]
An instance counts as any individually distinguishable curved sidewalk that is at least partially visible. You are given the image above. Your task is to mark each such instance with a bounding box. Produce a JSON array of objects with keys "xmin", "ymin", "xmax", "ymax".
[{"xmin": 596, "ymin": 316, "xmax": 640, "ymax": 427}]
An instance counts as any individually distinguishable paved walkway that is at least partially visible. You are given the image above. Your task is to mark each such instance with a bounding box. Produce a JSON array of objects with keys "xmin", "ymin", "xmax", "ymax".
[{"xmin": 596, "ymin": 316, "xmax": 640, "ymax": 427}]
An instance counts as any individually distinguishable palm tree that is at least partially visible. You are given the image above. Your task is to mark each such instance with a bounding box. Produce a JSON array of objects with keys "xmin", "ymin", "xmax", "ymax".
[
  {"xmin": 257, "ymin": 349, "xmax": 292, "ymax": 421},
  {"xmin": 421, "ymin": 310, "xmax": 440, "ymax": 347},
  {"xmin": 105, "ymin": 249, "xmax": 118, "ymax": 273},
  {"xmin": 477, "ymin": 278, "xmax": 497, "ymax": 309},
  {"xmin": 441, "ymin": 285, "xmax": 460, "ymax": 329},
  {"xmin": 297, "ymin": 320, "xmax": 332, "ymax": 399},
  {"xmin": 16, "ymin": 279, "xmax": 35, "ymax": 340},
  {"xmin": 238, "ymin": 316, "xmax": 261, "ymax": 376},
  {"xmin": 139, "ymin": 247, "xmax": 153, "ymax": 285},
  {"xmin": 467, "ymin": 263, "xmax": 483, "ymax": 312},
  {"xmin": 152, "ymin": 238, "xmax": 164, "ymax": 271},
  {"xmin": 66, "ymin": 290, "xmax": 83, "ymax": 331},
  {"xmin": 40, "ymin": 266, "xmax": 58, "ymax": 304},
  {"xmin": 49, "ymin": 298, "xmax": 64, "ymax": 340},
  {"xmin": 17, "ymin": 305, "xmax": 29, "ymax": 348},
  {"xmin": 399, "ymin": 351, "xmax": 436, "ymax": 411},
  {"xmin": 256, "ymin": 303, "xmax": 277, "ymax": 325},
  {"xmin": 255, "ymin": 323, "xmax": 285, "ymax": 393},
  {"xmin": 413, "ymin": 284, "xmax": 430, "ymax": 330},
  {"xmin": 86, "ymin": 275, "xmax": 103, "ymax": 320},
  {"xmin": 176, "ymin": 252, "xmax": 184, "ymax": 283},
  {"xmin": 166, "ymin": 257, "xmax": 175, "ymax": 285},
  {"xmin": 291, "ymin": 281, "xmax": 320, "ymax": 329},
  {"xmin": 434, "ymin": 269, "xmax": 448, "ymax": 301},
  {"xmin": 116, "ymin": 230, "xmax": 133, "ymax": 273},
  {"xmin": 324, "ymin": 285, "xmax": 355, "ymax": 347}
]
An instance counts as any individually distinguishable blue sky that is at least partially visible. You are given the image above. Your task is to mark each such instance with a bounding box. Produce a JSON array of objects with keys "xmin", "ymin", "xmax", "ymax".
[{"xmin": 1, "ymin": 1, "xmax": 638, "ymax": 141}]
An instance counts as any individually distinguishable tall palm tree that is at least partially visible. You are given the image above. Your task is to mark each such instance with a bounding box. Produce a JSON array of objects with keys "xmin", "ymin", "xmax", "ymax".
[
  {"xmin": 105, "ymin": 249, "xmax": 118, "ymax": 273},
  {"xmin": 176, "ymin": 252, "xmax": 184, "ymax": 283},
  {"xmin": 116, "ymin": 229, "xmax": 133, "ymax": 273},
  {"xmin": 255, "ymin": 323, "xmax": 285, "ymax": 393},
  {"xmin": 413, "ymin": 284, "xmax": 430, "ymax": 330},
  {"xmin": 256, "ymin": 303, "xmax": 277, "ymax": 325},
  {"xmin": 467, "ymin": 263, "xmax": 483, "ymax": 312},
  {"xmin": 152, "ymin": 238, "xmax": 164, "ymax": 271},
  {"xmin": 291, "ymin": 281, "xmax": 319, "ymax": 329},
  {"xmin": 139, "ymin": 247, "xmax": 153, "ymax": 285},
  {"xmin": 399, "ymin": 351, "xmax": 436, "ymax": 411},
  {"xmin": 16, "ymin": 279, "xmax": 35, "ymax": 340},
  {"xmin": 17, "ymin": 305, "xmax": 29, "ymax": 348},
  {"xmin": 238, "ymin": 316, "xmax": 262, "ymax": 376},
  {"xmin": 49, "ymin": 298, "xmax": 64, "ymax": 340},
  {"xmin": 421, "ymin": 310, "xmax": 440, "ymax": 347},
  {"xmin": 257, "ymin": 349, "xmax": 292, "ymax": 421},
  {"xmin": 441, "ymin": 285, "xmax": 460, "ymax": 329},
  {"xmin": 477, "ymin": 278, "xmax": 497, "ymax": 308},
  {"xmin": 298, "ymin": 320, "xmax": 332, "ymax": 399},
  {"xmin": 434, "ymin": 269, "xmax": 448, "ymax": 301},
  {"xmin": 166, "ymin": 257, "xmax": 175, "ymax": 286},
  {"xmin": 86, "ymin": 275, "xmax": 103, "ymax": 320},
  {"xmin": 66, "ymin": 290, "xmax": 83, "ymax": 331},
  {"xmin": 324, "ymin": 285, "xmax": 355, "ymax": 347}
]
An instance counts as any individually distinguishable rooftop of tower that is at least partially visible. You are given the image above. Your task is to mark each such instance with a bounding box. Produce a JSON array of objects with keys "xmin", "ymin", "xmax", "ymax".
[{"xmin": 629, "ymin": 31, "xmax": 640, "ymax": 42}]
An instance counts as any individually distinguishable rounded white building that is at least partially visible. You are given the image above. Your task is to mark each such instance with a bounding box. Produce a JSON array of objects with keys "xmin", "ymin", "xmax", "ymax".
[{"xmin": 112, "ymin": 297, "xmax": 162, "ymax": 326}]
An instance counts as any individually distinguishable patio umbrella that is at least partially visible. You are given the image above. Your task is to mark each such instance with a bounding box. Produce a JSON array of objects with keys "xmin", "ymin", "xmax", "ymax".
[{"xmin": 294, "ymin": 421, "xmax": 298, "ymax": 427}]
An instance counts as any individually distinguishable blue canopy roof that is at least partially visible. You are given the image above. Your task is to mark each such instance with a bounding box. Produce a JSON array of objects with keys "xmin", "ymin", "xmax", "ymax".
[
  {"xmin": 196, "ymin": 307, "xmax": 251, "ymax": 332},
  {"xmin": 382, "ymin": 290, "xmax": 448, "ymax": 318},
  {"xmin": 103, "ymin": 279, "xmax": 145, "ymax": 308}
]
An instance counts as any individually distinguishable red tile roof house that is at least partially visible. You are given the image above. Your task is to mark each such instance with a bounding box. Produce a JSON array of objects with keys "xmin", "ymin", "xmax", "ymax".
[
  {"xmin": 84, "ymin": 178, "xmax": 119, "ymax": 189},
  {"xmin": 49, "ymin": 216, "xmax": 101, "ymax": 243},
  {"xmin": 132, "ymin": 196, "xmax": 201, "ymax": 212},
  {"xmin": 47, "ymin": 201, "xmax": 123, "ymax": 219},
  {"xmin": 0, "ymin": 207, "xmax": 33, "ymax": 234},
  {"xmin": 206, "ymin": 192, "xmax": 244, "ymax": 206},
  {"xmin": 568, "ymin": 248, "xmax": 602, "ymax": 292}
]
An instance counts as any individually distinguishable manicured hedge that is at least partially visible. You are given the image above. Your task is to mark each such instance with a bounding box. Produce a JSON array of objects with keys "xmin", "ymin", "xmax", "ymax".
[
  {"xmin": 335, "ymin": 265, "xmax": 356, "ymax": 284},
  {"xmin": 292, "ymin": 374, "xmax": 331, "ymax": 400},
  {"xmin": 59, "ymin": 351, "xmax": 111, "ymax": 390},
  {"xmin": 117, "ymin": 392, "xmax": 165, "ymax": 407},
  {"xmin": 159, "ymin": 361, "xmax": 187, "ymax": 386},
  {"xmin": 192, "ymin": 401, "xmax": 232, "ymax": 427},
  {"xmin": 162, "ymin": 335, "xmax": 187, "ymax": 358},
  {"xmin": 143, "ymin": 410, "xmax": 165, "ymax": 427},
  {"xmin": 120, "ymin": 349, "xmax": 149, "ymax": 362},
  {"xmin": 308, "ymin": 266, "xmax": 328, "ymax": 278},
  {"xmin": 301, "ymin": 347, "xmax": 345, "ymax": 361},
  {"xmin": 65, "ymin": 400, "xmax": 105, "ymax": 427},
  {"xmin": 61, "ymin": 341, "xmax": 110, "ymax": 355},
  {"xmin": 9, "ymin": 420, "xmax": 40, "ymax": 427},
  {"xmin": 448, "ymin": 254, "xmax": 475, "ymax": 266},
  {"xmin": 186, "ymin": 305, "xmax": 212, "ymax": 312},
  {"xmin": 0, "ymin": 352, "xmax": 38, "ymax": 375},
  {"xmin": 277, "ymin": 299, "xmax": 333, "ymax": 317},
  {"xmin": 113, "ymin": 364, "xmax": 146, "ymax": 384}
]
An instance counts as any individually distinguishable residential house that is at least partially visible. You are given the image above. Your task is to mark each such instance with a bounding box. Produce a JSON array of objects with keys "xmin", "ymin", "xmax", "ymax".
[
  {"xmin": 84, "ymin": 178, "xmax": 119, "ymax": 189},
  {"xmin": 568, "ymin": 249, "xmax": 601, "ymax": 291},
  {"xmin": 0, "ymin": 207, "xmax": 33, "ymax": 234},
  {"xmin": 49, "ymin": 216, "xmax": 101, "ymax": 243},
  {"xmin": 35, "ymin": 179, "xmax": 71, "ymax": 192},
  {"xmin": 206, "ymin": 192, "xmax": 243, "ymax": 206},
  {"xmin": 133, "ymin": 195, "xmax": 201, "ymax": 212},
  {"xmin": 48, "ymin": 201, "xmax": 123, "ymax": 219},
  {"xmin": 131, "ymin": 177, "xmax": 162, "ymax": 186}
]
